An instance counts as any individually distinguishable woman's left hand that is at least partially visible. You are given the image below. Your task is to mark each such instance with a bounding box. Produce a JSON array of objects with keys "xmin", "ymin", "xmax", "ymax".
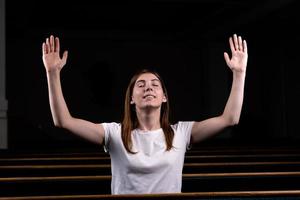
[{"xmin": 224, "ymin": 34, "xmax": 248, "ymax": 74}]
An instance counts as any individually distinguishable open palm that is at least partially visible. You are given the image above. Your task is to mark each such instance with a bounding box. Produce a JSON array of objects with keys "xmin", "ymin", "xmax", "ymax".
[
  {"xmin": 224, "ymin": 34, "xmax": 248, "ymax": 73},
  {"xmin": 42, "ymin": 35, "xmax": 68, "ymax": 72}
]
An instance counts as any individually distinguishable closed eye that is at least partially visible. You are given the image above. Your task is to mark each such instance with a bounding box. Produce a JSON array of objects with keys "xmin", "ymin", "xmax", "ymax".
[{"xmin": 152, "ymin": 80, "xmax": 161, "ymax": 87}]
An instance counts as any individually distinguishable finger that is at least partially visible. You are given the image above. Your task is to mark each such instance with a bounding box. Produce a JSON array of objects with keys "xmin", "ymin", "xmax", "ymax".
[
  {"xmin": 233, "ymin": 34, "xmax": 239, "ymax": 51},
  {"xmin": 229, "ymin": 37, "xmax": 235, "ymax": 53},
  {"xmin": 55, "ymin": 37, "xmax": 60, "ymax": 53},
  {"xmin": 42, "ymin": 42, "xmax": 47, "ymax": 55},
  {"xmin": 224, "ymin": 52, "xmax": 230, "ymax": 66},
  {"xmin": 62, "ymin": 50, "xmax": 68, "ymax": 66},
  {"xmin": 46, "ymin": 38, "xmax": 50, "ymax": 53},
  {"xmin": 238, "ymin": 36, "xmax": 243, "ymax": 51},
  {"xmin": 243, "ymin": 40, "xmax": 247, "ymax": 54},
  {"xmin": 50, "ymin": 35, "xmax": 55, "ymax": 52}
]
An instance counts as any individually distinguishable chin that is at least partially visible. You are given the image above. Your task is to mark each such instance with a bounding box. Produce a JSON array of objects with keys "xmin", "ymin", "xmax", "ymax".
[{"xmin": 142, "ymin": 103, "xmax": 161, "ymax": 110}]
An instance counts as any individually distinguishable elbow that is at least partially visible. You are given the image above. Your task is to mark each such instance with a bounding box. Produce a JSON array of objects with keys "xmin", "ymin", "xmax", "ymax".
[
  {"xmin": 53, "ymin": 120, "xmax": 63, "ymax": 128},
  {"xmin": 53, "ymin": 116, "xmax": 74, "ymax": 129},
  {"xmin": 231, "ymin": 119, "xmax": 239, "ymax": 126},
  {"xmin": 222, "ymin": 114, "xmax": 240, "ymax": 126},
  {"xmin": 229, "ymin": 117, "xmax": 240, "ymax": 126},
  {"xmin": 53, "ymin": 118, "xmax": 69, "ymax": 129}
]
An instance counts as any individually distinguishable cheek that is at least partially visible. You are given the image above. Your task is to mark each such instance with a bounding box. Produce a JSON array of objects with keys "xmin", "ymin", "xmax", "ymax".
[
  {"xmin": 132, "ymin": 89, "xmax": 142, "ymax": 99},
  {"xmin": 156, "ymin": 89, "xmax": 164, "ymax": 96},
  {"xmin": 157, "ymin": 91, "xmax": 166, "ymax": 101}
]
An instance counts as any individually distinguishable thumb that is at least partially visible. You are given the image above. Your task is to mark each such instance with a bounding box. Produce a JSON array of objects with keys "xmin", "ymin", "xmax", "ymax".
[
  {"xmin": 61, "ymin": 50, "xmax": 68, "ymax": 66},
  {"xmin": 224, "ymin": 52, "xmax": 230, "ymax": 66}
]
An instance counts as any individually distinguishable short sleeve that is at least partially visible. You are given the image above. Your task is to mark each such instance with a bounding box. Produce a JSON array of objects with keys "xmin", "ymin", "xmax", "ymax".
[
  {"xmin": 101, "ymin": 122, "xmax": 120, "ymax": 153},
  {"xmin": 176, "ymin": 121, "xmax": 195, "ymax": 150}
]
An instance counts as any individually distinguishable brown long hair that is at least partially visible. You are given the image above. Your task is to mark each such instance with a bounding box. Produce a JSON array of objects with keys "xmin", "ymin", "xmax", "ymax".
[{"xmin": 121, "ymin": 69, "xmax": 174, "ymax": 154}]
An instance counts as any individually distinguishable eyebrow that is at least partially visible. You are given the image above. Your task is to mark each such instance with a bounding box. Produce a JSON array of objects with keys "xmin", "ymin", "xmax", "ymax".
[{"xmin": 136, "ymin": 79, "xmax": 160, "ymax": 84}]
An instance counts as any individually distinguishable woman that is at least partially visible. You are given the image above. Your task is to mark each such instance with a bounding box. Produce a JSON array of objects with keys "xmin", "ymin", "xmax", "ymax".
[{"xmin": 42, "ymin": 34, "xmax": 247, "ymax": 194}]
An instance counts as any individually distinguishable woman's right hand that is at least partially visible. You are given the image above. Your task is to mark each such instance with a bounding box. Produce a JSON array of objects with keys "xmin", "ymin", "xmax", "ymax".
[{"xmin": 42, "ymin": 35, "xmax": 68, "ymax": 72}]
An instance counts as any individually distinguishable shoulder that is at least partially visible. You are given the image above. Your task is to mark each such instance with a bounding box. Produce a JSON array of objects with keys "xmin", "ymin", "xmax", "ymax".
[
  {"xmin": 102, "ymin": 122, "xmax": 121, "ymax": 130},
  {"xmin": 171, "ymin": 121, "xmax": 195, "ymax": 150},
  {"xmin": 171, "ymin": 121, "xmax": 195, "ymax": 132},
  {"xmin": 101, "ymin": 122, "xmax": 121, "ymax": 153},
  {"xmin": 101, "ymin": 122, "xmax": 121, "ymax": 136}
]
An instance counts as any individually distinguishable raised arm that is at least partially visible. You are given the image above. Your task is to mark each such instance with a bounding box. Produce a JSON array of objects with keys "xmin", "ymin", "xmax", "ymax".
[
  {"xmin": 42, "ymin": 35, "xmax": 104, "ymax": 145},
  {"xmin": 191, "ymin": 34, "xmax": 248, "ymax": 143}
]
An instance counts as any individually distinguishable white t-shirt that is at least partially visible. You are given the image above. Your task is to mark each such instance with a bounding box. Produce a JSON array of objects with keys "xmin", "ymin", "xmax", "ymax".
[{"xmin": 102, "ymin": 121, "xmax": 194, "ymax": 194}]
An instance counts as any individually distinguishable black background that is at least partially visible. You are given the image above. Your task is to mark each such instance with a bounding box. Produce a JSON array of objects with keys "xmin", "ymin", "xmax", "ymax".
[{"xmin": 5, "ymin": 0, "xmax": 300, "ymax": 151}]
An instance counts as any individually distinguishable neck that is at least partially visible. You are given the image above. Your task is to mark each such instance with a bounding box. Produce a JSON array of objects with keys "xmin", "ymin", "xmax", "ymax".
[{"xmin": 136, "ymin": 106, "xmax": 161, "ymax": 131}]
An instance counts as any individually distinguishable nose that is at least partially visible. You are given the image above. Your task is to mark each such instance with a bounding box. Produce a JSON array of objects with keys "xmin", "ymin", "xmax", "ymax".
[{"xmin": 145, "ymin": 83, "xmax": 153, "ymax": 91}]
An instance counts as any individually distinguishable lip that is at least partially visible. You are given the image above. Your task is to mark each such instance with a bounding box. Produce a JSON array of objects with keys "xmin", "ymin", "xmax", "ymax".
[{"xmin": 143, "ymin": 94, "xmax": 156, "ymax": 99}]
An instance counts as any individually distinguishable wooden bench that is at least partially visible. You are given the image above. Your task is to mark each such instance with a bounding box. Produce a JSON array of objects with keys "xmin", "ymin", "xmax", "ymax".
[
  {"xmin": 1, "ymin": 153, "xmax": 300, "ymax": 165},
  {"xmin": 1, "ymin": 161, "xmax": 300, "ymax": 177},
  {"xmin": 1, "ymin": 172, "xmax": 300, "ymax": 196},
  {"xmin": 0, "ymin": 190, "xmax": 300, "ymax": 200}
]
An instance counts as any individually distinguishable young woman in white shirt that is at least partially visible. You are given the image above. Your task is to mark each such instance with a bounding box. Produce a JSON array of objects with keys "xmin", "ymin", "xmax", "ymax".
[{"xmin": 42, "ymin": 34, "xmax": 248, "ymax": 194}]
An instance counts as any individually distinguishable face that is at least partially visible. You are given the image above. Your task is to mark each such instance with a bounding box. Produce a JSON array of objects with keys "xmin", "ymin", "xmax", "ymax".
[{"xmin": 131, "ymin": 73, "xmax": 167, "ymax": 110}]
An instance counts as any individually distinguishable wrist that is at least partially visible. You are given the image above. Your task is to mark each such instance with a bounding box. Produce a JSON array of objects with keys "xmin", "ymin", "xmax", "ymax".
[
  {"xmin": 233, "ymin": 70, "xmax": 246, "ymax": 78},
  {"xmin": 46, "ymin": 68, "xmax": 61, "ymax": 77}
]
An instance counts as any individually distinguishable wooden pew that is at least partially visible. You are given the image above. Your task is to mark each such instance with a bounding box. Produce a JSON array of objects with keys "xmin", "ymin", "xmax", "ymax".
[
  {"xmin": 1, "ymin": 145, "xmax": 300, "ymax": 159},
  {"xmin": 0, "ymin": 172, "xmax": 300, "ymax": 196},
  {"xmin": 1, "ymin": 146, "xmax": 299, "ymax": 198},
  {"xmin": 1, "ymin": 153, "xmax": 300, "ymax": 165},
  {"xmin": 1, "ymin": 161, "xmax": 300, "ymax": 177},
  {"xmin": 0, "ymin": 190, "xmax": 300, "ymax": 200}
]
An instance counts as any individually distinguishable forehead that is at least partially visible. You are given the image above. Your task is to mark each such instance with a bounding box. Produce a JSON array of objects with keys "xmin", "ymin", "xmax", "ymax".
[{"xmin": 136, "ymin": 73, "xmax": 160, "ymax": 82}]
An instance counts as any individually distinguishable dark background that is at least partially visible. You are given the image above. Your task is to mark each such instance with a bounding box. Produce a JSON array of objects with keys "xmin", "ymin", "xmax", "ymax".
[{"xmin": 5, "ymin": 0, "xmax": 300, "ymax": 151}]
